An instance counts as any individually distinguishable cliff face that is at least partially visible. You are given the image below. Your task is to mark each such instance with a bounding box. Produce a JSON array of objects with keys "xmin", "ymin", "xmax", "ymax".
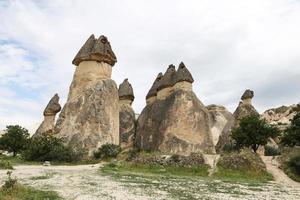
[
  {"xmin": 216, "ymin": 89, "xmax": 258, "ymax": 153},
  {"xmin": 206, "ymin": 105, "xmax": 233, "ymax": 146},
  {"xmin": 136, "ymin": 63, "xmax": 215, "ymax": 155},
  {"xmin": 262, "ymin": 104, "xmax": 300, "ymax": 131},
  {"xmin": 54, "ymin": 35, "xmax": 119, "ymax": 156}
]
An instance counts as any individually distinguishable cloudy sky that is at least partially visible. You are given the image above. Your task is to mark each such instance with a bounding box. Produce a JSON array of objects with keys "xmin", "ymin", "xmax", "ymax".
[{"xmin": 0, "ymin": 0, "xmax": 300, "ymax": 132}]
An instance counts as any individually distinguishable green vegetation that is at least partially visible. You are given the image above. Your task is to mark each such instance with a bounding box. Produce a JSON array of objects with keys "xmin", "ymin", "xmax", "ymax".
[
  {"xmin": 0, "ymin": 125, "xmax": 30, "ymax": 156},
  {"xmin": 94, "ymin": 144, "xmax": 121, "ymax": 159},
  {"xmin": 22, "ymin": 135, "xmax": 85, "ymax": 162},
  {"xmin": 0, "ymin": 160, "xmax": 13, "ymax": 170},
  {"xmin": 281, "ymin": 112, "xmax": 300, "ymax": 147},
  {"xmin": 214, "ymin": 150, "xmax": 273, "ymax": 182},
  {"xmin": 279, "ymin": 147, "xmax": 300, "ymax": 182},
  {"xmin": 232, "ymin": 114, "xmax": 280, "ymax": 153},
  {"xmin": 102, "ymin": 161, "xmax": 209, "ymax": 177},
  {"xmin": 0, "ymin": 171, "xmax": 61, "ymax": 200},
  {"xmin": 264, "ymin": 145, "xmax": 281, "ymax": 156}
]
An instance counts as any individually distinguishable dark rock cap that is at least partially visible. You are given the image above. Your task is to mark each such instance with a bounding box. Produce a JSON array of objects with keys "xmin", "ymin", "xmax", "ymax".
[
  {"xmin": 72, "ymin": 34, "xmax": 117, "ymax": 66},
  {"xmin": 43, "ymin": 94, "xmax": 61, "ymax": 116},
  {"xmin": 241, "ymin": 89, "xmax": 254, "ymax": 100},
  {"xmin": 157, "ymin": 64, "xmax": 177, "ymax": 91},
  {"xmin": 119, "ymin": 79, "xmax": 134, "ymax": 101},
  {"xmin": 175, "ymin": 62, "xmax": 194, "ymax": 83},
  {"xmin": 146, "ymin": 72, "xmax": 163, "ymax": 99}
]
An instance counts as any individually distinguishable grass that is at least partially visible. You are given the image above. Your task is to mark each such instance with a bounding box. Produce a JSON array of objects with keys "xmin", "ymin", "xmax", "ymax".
[
  {"xmin": 279, "ymin": 147, "xmax": 300, "ymax": 182},
  {"xmin": 0, "ymin": 184, "xmax": 62, "ymax": 200},
  {"xmin": 213, "ymin": 166, "xmax": 273, "ymax": 182},
  {"xmin": 102, "ymin": 161, "xmax": 210, "ymax": 177},
  {"xmin": 100, "ymin": 161, "xmax": 274, "ymax": 199},
  {"xmin": 0, "ymin": 160, "xmax": 13, "ymax": 170}
]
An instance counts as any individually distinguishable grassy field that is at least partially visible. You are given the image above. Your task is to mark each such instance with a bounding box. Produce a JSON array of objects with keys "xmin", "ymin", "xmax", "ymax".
[{"xmin": 0, "ymin": 184, "xmax": 62, "ymax": 200}]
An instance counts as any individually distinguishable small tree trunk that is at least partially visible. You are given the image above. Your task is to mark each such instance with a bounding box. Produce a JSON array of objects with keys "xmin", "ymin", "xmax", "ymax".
[{"xmin": 13, "ymin": 151, "xmax": 17, "ymax": 157}]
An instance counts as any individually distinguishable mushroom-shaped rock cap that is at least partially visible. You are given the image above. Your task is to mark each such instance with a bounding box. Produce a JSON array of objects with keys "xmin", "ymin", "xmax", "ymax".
[
  {"xmin": 241, "ymin": 89, "xmax": 254, "ymax": 100},
  {"xmin": 43, "ymin": 94, "xmax": 61, "ymax": 116},
  {"xmin": 175, "ymin": 62, "xmax": 194, "ymax": 83},
  {"xmin": 119, "ymin": 79, "xmax": 134, "ymax": 101},
  {"xmin": 157, "ymin": 64, "xmax": 176, "ymax": 90},
  {"xmin": 146, "ymin": 72, "xmax": 163, "ymax": 99},
  {"xmin": 72, "ymin": 34, "xmax": 117, "ymax": 66}
]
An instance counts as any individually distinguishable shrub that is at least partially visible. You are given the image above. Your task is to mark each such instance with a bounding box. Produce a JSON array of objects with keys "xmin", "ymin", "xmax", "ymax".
[
  {"xmin": 1, "ymin": 171, "xmax": 17, "ymax": 192},
  {"xmin": 22, "ymin": 136, "xmax": 84, "ymax": 162},
  {"xmin": 0, "ymin": 161, "xmax": 13, "ymax": 170},
  {"xmin": 126, "ymin": 148, "xmax": 140, "ymax": 161},
  {"xmin": 288, "ymin": 155, "xmax": 300, "ymax": 176},
  {"xmin": 223, "ymin": 142, "xmax": 239, "ymax": 153},
  {"xmin": 264, "ymin": 145, "xmax": 281, "ymax": 156},
  {"xmin": 281, "ymin": 112, "xmax": 300, "ymax": 147},
  {"xmin": 94, "ymin": 144, "xmax": 121, "ymax": 159}
]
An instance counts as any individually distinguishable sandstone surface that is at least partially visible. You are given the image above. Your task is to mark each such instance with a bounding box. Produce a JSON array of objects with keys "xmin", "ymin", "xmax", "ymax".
[
  {"xmin": 34, "ymin": 94, "xmax": 61, "ymax": 138},
  {"xmin": 54, "ymin": 35, "xmax": 119, "ymax": 156}
]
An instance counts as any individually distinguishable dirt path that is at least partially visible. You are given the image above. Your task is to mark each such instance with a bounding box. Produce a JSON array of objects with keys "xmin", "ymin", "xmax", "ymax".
[
  {"xmin": 261, "ymin": 156, "xmax": 300, "ymax": 187},
  {"xmin": 0, "ymin": 164, "xmax": 153, "ymax": 200}
]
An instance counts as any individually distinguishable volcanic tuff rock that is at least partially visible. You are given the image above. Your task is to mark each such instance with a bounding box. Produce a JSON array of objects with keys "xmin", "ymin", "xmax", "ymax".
[
  {"xmin": 54, "ymin": 34, "xmax": 119, "ymax": 156},
  {"xmin": 146, "ymin": 72, "xmax": 163, "ymax": 104},
  {"xmin": 119, "ymin": 79, "xmax": 135, "ymax": 149},
  {"xmin": 34, "ymin": 94, "xmax": 61, "ymax": 138},
  {"xmin": 206, "ymin": 104, "xmax": 233, "ymax": 146},
  {"xmin": 262, "ymin": 104, "xmax": 300, "ymax": 131},
  {"xmin": 216, "ymin": 89, "xmax": 259, "ymax": 153},
  {"xmin": 136, "ymin": 63, "xmax": 215, "ymax": 155}
]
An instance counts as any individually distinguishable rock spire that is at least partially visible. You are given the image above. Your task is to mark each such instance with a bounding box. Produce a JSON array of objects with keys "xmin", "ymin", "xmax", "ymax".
[
  {"xmin": 175, "ymin": 62, "xmax": 194, "ymax": 83},
  {"xmin": 146, "ymin": 72, "xmax": 163, "ymax": 100},
  {"xmin": 118, "ymin": 78, "xmax": 134, "ymax": 102}
]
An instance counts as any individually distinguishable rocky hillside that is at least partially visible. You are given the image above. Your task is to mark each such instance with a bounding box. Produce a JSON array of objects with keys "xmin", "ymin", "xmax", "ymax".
[{"xmin": 261, "ymin": 104, "xmax": 300, "ymax": 130}]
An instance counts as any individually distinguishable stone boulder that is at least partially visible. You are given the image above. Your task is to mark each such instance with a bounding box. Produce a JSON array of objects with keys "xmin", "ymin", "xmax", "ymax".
[
  {"xmin": 206, "ymin": 104, "xmax": 233, "ymax": 146},
  {"xmin": 34, "ymin": 94, "xmax": 61, "ymax": 138},
  {"xmin": 119, "ymin": 79, "xmax": 135, "ymax": 149},
  {"xmin": 136, "ymin": 63, "xmax": 215, "ymax": 155},
  {"xmin": 54, "ymin": 34, "xmax": 119, "ymax": 156},
  {"xmin": 216, "ymin": 89, "xmax": 259, "ymax": 153}
]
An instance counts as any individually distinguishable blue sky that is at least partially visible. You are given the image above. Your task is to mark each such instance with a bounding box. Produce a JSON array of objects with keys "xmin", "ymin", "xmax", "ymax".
[{"xmin": 0, "ymin": 0, "xmax": 300, "ymax": 132}]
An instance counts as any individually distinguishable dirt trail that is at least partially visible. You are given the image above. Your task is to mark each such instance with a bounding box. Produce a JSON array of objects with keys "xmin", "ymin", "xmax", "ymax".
[{"xmin": 261, "ymin": 155, "xmax": 300, "ymax": 187}]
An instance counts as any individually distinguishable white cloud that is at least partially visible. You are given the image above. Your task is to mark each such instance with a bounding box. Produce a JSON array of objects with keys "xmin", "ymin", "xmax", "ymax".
[{"xmin": 0, "ymin": 0, "xmax": 300, "ymax": 130}]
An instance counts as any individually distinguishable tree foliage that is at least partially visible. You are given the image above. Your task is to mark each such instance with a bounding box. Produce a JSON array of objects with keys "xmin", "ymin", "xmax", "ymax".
[
  {"xmin": 281, "ymin": 112, "xmax": 300, "ymax": 147},
  {"xmin": 0, "ymin": 125, "xmax": 29, "ymax": 156},
  {"xmin": 22, "ymin": 135, "xmax": 84, "ymax": 162},
  {"xmin": 232, "ymin": 115, "xmax": 280, "ymax": 153},
  {"xmin": 94, "ymin": 144, "xmax": 121, "ymax": 159}
]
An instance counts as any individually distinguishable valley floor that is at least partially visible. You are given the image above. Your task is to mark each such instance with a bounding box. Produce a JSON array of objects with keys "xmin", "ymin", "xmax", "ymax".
[{"xmin": 0, "ymin": 162, "xmax": 300, "ymax": 200}]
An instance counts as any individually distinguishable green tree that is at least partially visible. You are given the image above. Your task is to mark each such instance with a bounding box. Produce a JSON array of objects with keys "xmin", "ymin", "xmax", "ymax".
[
  {"xmin": 232, "ymin": 115, "xmax": 280, "ymax": 153},
  {"xmin": 0, "ymin": 125, "xmax": 30, "ymax": 156},
  {"xmin": 281, "ymin": 112, "xmax": 300, "ymax": 147}
]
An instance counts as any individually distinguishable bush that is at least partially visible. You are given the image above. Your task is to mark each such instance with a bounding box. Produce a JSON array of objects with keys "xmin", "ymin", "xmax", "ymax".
[
  {"xmin": 126, "ymin": 148, "xmax": 140, "ymax": 161},
  {"xmin": 264, "ymin": 145, "xmax": 281, "ymax": 156},
  {"xmin": 288, "ymin": 155, "xmax": 300, "ymax": 176},
  {"xmin": 278, "ymin": 147, "xmax": 300, "ymax": 182},
  {"xmin": 0, "ymin": 161, "xmax": 13, "ymax": 170},
  {"xmin": 22, "ymin": 136, "xmax": 85, "ymax": 162},
  {"xmin": 223, "ymin": 142, "xmax": 239, "ymax": 153},
  {"xmin": 1, "ymin": 171, "xmax": 17, "ymax": 192},
  {"xmin": 281, "ymin": 112, "xmax": 300, "ymax": 147},
  {"xmin": 94, "ymin": 144, "xmax": 121, "ymax": 159}
]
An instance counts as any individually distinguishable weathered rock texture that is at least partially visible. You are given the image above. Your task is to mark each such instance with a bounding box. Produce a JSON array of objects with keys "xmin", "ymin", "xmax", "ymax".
[
  {"xmin": 34, "ymin": 94, "xmax": 61, "ymax": 138},
  {"xmin": 262, "ymin": 104, "xmax": 300, "ymax": 131},
  {"xmin": 216, "ymin": 89, "xmax": 259, "ymax": 153},
  {"xmin": 206, "ymin": 104, "xmax": 233, "ymax": 146},
  {"xmin": 54, "ymin": 35, "xmax": 119, "ymax": 156},
  {"xmin": 119, "ymin": 79, "xmax": 135, "ymax": 149},
  {"xmin": 136, "ymin": 63, "xmax": 215, "ymax": 155}
]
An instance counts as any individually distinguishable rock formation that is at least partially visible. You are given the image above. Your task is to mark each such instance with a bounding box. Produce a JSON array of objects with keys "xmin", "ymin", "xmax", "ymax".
[
  {"xmin": 119, "ymin": 78, "xmax": 135, "ymax": 149},
  {"xmin": 216, "ymin": 89, "xmax": 258, "ymax": 152},
  {"xmin": 34, "ymin": 94, "xmax": 61, "ymax": 138},
  {"xmin": 262, "ymin": 104, "xmax": 300, "ymax": 131},
  {"xmin": 54, "ymin": 34, "xmax": 119, "ymax": 156},
  {"xmin": 206, "ymin": 104, "xmax": 233, "ymax": 146},
  {"xmin": 136, "ymin": 62, "xmax": 215, "ymax": 155}
]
